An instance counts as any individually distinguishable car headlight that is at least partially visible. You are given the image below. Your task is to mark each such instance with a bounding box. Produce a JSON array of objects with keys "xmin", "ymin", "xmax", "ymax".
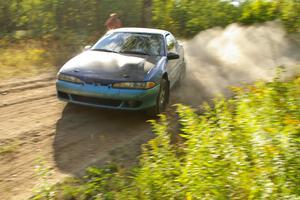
[
  {"xmin": 57, "ymin": 73, "xmax": 83, "ymax": 84},
  {"xmin": 112, "ymin": 82, "xmax": 156, "ymax": 89}
]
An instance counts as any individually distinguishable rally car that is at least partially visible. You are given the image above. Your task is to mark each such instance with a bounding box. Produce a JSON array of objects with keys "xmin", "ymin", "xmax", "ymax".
[{"xmin": 56, "ymin": 28, "xmax": 185, "ymax": 115}]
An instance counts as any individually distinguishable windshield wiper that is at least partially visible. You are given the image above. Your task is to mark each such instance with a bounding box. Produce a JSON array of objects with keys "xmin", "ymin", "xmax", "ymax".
[
  {"xmin": 120, "ymin": 50, "xmax": 150, "ymax": 56},
  {"xmin": 92, "ymin": 48, "xmax": 117, "ymax": 53}
]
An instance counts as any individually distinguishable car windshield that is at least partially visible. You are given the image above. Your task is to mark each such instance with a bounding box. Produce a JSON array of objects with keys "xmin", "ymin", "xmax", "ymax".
[{"xmin": 92, "ymin": 32, "xmax": 165, "ymax": 56}]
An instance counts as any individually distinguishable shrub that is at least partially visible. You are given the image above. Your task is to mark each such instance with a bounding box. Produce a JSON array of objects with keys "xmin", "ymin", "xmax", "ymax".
[{"xmin": 131, "ymin": 76, "xmax": 300, "ymax": 199}]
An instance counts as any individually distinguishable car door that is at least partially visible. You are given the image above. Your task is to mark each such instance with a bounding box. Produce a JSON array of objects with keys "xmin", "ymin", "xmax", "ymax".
[{"xmin": 165, "ymin": 33, "xmax": 181, "ymax": 87}]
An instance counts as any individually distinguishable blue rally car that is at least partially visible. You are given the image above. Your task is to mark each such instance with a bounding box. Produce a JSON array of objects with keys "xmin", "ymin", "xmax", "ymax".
[{"xmin": 56, "ymin": 28, "xmax": 185, "ymax": 115}]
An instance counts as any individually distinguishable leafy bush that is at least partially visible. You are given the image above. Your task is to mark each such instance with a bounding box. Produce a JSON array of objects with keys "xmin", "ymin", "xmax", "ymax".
[
  {"xmin": 239, "ymin": 0, "xmax": 300, "ymax": 32},
  {"xmin": 33, "ymin": 75, "xmax": 300, "ymax": 199},
  {"xmin": 152, "ymin": 0, "xmax": 300, "ymax": 37},
  {"xmin": 132, "ymin": 76, "xmax": 299, "ymax": 200}
]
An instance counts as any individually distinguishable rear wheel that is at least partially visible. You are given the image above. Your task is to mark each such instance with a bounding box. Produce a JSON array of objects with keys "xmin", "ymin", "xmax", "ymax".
[{"xmin": 146, "ymin": 79, "xmax": 169, "ymax": 117}]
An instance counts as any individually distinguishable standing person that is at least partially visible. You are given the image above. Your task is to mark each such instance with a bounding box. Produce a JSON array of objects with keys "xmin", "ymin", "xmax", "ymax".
[{"xmin": 105, "ymin": 13, "xmax": 122, "ymax": 31}]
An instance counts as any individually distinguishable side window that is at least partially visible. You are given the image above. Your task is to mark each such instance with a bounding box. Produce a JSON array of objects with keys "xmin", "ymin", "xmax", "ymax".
[{"xmin": 166, "ymin": 34, "xmax": 176, "ymax": 53}]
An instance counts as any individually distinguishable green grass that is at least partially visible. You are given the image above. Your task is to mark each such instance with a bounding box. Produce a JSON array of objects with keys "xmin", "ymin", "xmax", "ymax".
[
  {"xmin": 0, "ymin": 44, "xmax": 53, "ymax": 80},
  {"xmin": 0, "ymin": 140, "xmax": 20, "ymax": 155},
  {"xmin": 32, "ymin": 75, "xmax": 300, "ymax": 200},
  {"xmin": 0, "ymin": 37, "xmax": 87, "ymax": 80}
]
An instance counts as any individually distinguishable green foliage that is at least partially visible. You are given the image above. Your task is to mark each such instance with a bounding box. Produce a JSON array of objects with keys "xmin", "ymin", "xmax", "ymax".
[
  {"xmin": 1, "ymin": 0, "xmax": 299, "ymax": 39},
  {"xmin": 239, "ymin": 0, "xmax": 300, "ymax": 32},
  {"xmin": 0, "ymin": 0, "xmax": 146, "ymax": 74},
  {"xmin": 151, "ymin": 0, "xmax": 300, "ymax": 37},
  {"xmin": 0, "ymin": 139, "xmax": 20, "ymax": 155},
  {"xmin": 130, "ymin": 75, "xmax": 300, "ymax": 199},
  {"xmin": 32, "ymin": 159, "xmax": 55, "ymax": 200},
  {"xmin": 0, "ymin": 0, "xmax": 299, "ymax": 74},
  {"xmin": 0, "ymin": 0, "xmax": 143, "ymax": 38},
  {"xmin": 133, "ymin": 115, "xmax": 183, "ymax": 199},
  {"xmin": 152, "ymin": 0, "xmax": 239, "ymax": 37},
  {"xmin": 38, "ymin": 75, "xmax": 300, "ymax": 199},
  {"xmin": 0, "ymin": 40, "xmax": 53, "ymax": 79},
  {"xmin": 33, "ymin": 164, "xmax": 132, "ymax": 200}
]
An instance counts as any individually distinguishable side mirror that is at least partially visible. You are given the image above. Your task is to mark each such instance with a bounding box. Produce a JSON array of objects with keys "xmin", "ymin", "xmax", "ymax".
[
  {"xmin": 84, "ymin": 45, "xmax": 92, "ymax": 51},
  {"xmin": 167, "ymin": 52, "xmax": 180, "ymax": 60}
]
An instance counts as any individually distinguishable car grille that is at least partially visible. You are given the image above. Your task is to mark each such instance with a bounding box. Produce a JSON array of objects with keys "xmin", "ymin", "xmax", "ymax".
[
  {"xmin": 82, "ymin": 78, "xmax": 112, "ymax": 86},
  {"xmin": 70, "ymin": 94, "xmax": 122, "ymax": 107},
  {"xmin": 57, "ymin": 91, "xmax": 69, "ymax": 100},
  {"xmin": 58, "ymin": 91, "xmax": 142, "ymax": 108}
]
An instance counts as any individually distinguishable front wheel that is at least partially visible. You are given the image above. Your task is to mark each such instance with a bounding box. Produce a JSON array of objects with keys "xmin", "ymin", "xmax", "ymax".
[{"xmin": 146, "ymin": 79, "xmax": 169, "ymax": 117}]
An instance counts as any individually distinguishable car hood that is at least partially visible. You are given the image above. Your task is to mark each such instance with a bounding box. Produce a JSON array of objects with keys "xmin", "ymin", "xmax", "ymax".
[{"xmin": 60, "ymin": 51, "xmax": 162, "ymax": 84}]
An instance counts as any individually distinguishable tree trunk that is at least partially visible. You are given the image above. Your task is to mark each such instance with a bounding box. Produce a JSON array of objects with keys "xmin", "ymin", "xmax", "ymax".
[{"xmin": 141, "ymin": 0, "xmax": 152, "ymax": 27}]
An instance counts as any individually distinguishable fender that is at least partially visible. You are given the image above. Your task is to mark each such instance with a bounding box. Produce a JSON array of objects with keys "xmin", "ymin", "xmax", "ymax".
[{"xmin": 145, "ymin": 57, "xmax": 168, "ymax": 84}]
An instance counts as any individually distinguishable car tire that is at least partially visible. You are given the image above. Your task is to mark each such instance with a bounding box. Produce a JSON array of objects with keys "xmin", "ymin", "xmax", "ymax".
[{"xmin": 146, "ymin": 78, "xmax": 169, "ymax": 117}]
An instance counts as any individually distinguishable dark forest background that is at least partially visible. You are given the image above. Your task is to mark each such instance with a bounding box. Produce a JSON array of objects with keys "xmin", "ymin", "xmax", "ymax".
[
  {"xmin": 0, "ymin": 0, "xmax": 299, "ymax": 76},
  {"xmin": 1, "ymin": 0, "xmax": 299, "ymax": 38}
]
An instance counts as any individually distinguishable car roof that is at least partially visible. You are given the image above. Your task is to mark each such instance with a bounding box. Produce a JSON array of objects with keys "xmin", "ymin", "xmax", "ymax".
[{"xmin": 110, "ymin": 27, "xmax": 170, "ymax": 36}]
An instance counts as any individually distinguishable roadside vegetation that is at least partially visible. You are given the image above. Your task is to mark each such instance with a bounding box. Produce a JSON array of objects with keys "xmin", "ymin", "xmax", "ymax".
[
  {"xmin": 0, "ymin": 139, "xmax": 20, "ymax": 155},
  {"xmin": 153, "ymin": 0, "xmax": 300, "ymax": 37},
  {"xmin": 32, "ymin": 74, "xmax": 300, "ymax": 200},
  {"xmin": 0, "ymin": 0, "xmax": 299, "ymax": 79},
  {"xmin": 0, "ymin": 41, "xmax": 53, "ymax": 79}
]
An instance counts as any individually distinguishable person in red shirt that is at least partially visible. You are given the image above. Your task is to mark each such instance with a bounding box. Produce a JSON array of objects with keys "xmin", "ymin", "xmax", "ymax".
[{"xmin": 105, "ymin": 13, "xmax": 122, "ymax": 31}]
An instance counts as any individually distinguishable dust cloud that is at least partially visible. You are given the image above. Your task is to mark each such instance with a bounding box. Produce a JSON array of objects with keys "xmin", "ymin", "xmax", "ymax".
[{"xmin": 173, "ymin": 21, "xmax": 300, "ymax": 106}]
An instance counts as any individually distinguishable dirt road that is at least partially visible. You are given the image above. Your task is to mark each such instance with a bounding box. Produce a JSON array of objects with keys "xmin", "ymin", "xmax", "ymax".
[{"xmin": 0, "ymin": 75, "xmax": 158, "ymax": 200}]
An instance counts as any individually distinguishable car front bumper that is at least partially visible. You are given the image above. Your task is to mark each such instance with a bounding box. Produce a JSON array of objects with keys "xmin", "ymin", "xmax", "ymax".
[{"xmin": 56, "ymin": 80, "xmax": 159, "ymax": 110}]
